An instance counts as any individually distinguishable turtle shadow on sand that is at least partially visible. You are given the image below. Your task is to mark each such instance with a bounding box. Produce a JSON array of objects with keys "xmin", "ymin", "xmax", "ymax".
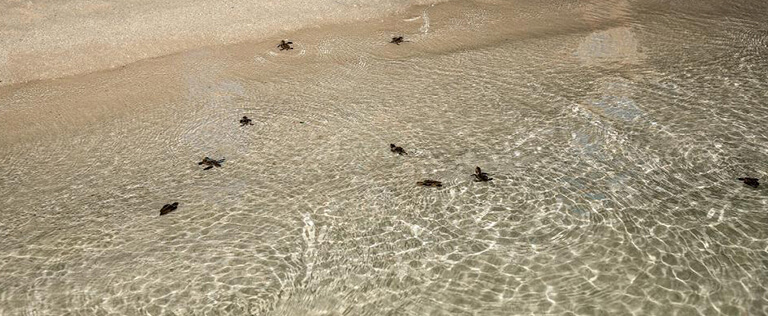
[
  {"xmin": 417, "ymin": 180, "xmax": 442, "ymax": 187},
  {"xmin": 198, "ymin": 157, "xmax": 225, "ymax": 170}
]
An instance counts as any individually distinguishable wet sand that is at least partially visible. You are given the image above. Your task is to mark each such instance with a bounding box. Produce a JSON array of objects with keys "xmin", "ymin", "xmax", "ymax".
[
  {"xmin": 0, "ymin": 0, "xmax": 448, "ymax": 86},
  {"xmin": 2, "ymin": 0, "xmax": 768, "ymax": 315}
]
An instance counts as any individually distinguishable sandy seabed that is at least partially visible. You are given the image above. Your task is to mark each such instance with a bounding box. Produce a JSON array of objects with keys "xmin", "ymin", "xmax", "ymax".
[{"xmin": 2, "ymin": 0, "xmax": 768, "ymax": 315}]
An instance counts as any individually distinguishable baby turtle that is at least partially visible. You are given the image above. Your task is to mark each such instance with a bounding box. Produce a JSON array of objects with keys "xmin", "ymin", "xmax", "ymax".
[
  {"xmin": 390, "ymin": 36, "xmax": 408, "ymax": 45},
  {"xmin": 473, "ymin": 167, "xmax": 493, "ymax": 182},
  {"xmin": 240, "ymin": 116, "xmax": 253, "ymax": 126},
  {"xmin": 277, "ymin": 40, "xmax": 294, "ymax": 51},
  {"xmin": 198, "ymin": 157, "xmax": 225, "ymax": 170},
  {"xmin": 738, "ymin": 177, "xmax": 759, "ymax": 188},
  {"xmin": 160, "ymin": 202, "xmax": 179, "ymax": 216},
  {"xmin": 417, "ymin": 180, "xmax": 442, "ymax": 187},
  {"xmin": 390, "ymin": 144, "xmax": 407, "ymax": 155}
]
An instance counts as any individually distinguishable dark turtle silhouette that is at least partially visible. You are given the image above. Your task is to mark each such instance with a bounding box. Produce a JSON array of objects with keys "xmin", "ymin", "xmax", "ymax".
[
  {"xmin": 160, "ymin": 202, "xmax": 179, "ymax": 216},
  {"xmin": 277, "ymin": 40, "xmax": 294, "ymax": 51},
  {"xmin": 198, "ymin": 157, "xmax": 225, "ymax": 170},
  {"xmin": 390, "ymin": 36, "xmax": 408, "ymax": 45},
  {"xmin": 240, "ymin": 116, "xmax": 253, "ymax": 126},
  {"xmin": 417, "ymin": 180, "xmax": 442, "ymax": 187},
  {"xmin": 473, "ymin": 167, "xmax": 493, "ymax": 182},
  {"xmin": 738, "ymin": 177, "xmax": 759, "ymax": 188},
  {"xmin": 390, "ymin": 144, "xmax": 407, "ymax": 155}
]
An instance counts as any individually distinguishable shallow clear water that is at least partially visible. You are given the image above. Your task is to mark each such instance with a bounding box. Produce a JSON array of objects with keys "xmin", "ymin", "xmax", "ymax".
[{"xmin": 1, "ymin": 0, "xmax": 767, "ymax": 315}]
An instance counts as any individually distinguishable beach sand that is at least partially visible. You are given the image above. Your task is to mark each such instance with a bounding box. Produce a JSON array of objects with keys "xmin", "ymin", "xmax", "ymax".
[
  {"xmin": 1, "ymin": 0, "xmax": 767, "ymax": 314},
  {"xmin": 0, "ymin": 0, "xmax": 451, "ymax": 86},
  {"xmin": 0, "ymin": 0, "xmax": 600, "ymax": 146}
]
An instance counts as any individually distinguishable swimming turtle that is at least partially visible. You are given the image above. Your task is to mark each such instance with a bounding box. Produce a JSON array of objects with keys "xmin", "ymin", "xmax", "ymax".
[
  {"xmin": 473, "ymin": 167, "xmax": 493, "ymax": 182},
  {"xmin": 240, "ymin": 116, "xmax": 253, "ymax": 126},
  {"xmin": 390, "ymin": 144, "xmax": 407, "ymax": 155},
  {"xmin": 277, "ymin": 40, "xmax": 294, "ymax": 51},
  {"xmin": 390, "ymin": 36, "xmax": 408, "ymax": 45},
  {"xmin": 160, "ymin": 202, "xmax": 179, "ymax": 216},
  {"xmin": 738, "ymin": 177, "xmax": 759, "ymax": 188},
  {"xmin": 198, "ymin": 157, "xmax": 225, "ymax": 170},
  {"xmin": 417, "ymin": 180, "xmax": 442, "ymax": 187}
]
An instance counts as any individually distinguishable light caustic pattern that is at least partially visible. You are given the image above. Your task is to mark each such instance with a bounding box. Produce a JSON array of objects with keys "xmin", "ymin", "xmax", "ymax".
[{"xmin": 1, "ymin": 0, "xmax": 768, "ymax": 315}]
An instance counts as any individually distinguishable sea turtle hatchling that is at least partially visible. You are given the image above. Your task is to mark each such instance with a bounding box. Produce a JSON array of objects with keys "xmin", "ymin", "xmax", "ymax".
[
  {"xmin": 159, "ymin": 202, "xmax": 179, "ymax": 216},
  {"xmin": 738, "ymin": 177, "xmax": 759, "ymax": 188},
  {"xmin": 240, "ymin": 116, "xmax": 253, "ymax": 126},
  {"xmin": 277, "ymin": 40, "xmax": 294, "ymax": 51},
  {"xmin": 390, "ymin": 36, "xmax": 408, "ymax": 45},
  {"xmin": 390, "ymin": 144, "xmax": 407, "ymax": 155},
  {"xmin": 473, "ymin": 167, "xmax": 493, "ymax": 182},
  {"xmin": 198, "ymin": 157, "xmax": 225, "ymax": 170}
]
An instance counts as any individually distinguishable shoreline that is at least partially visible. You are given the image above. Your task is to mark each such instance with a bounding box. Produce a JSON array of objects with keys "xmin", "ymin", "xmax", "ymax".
[
  {"xmin": 2, "ymin": 0, "xmax": 767, "ymax": 314},
  {"xmin": 0, "ymin": 0, "xmax": 450, "ymax": 87},
  {"xmin": 0, "ymin": 0, "xmax": 508, "ymax": 146},
  {"xmin": 0, "ymin": 0, "xmax": 635, "ymax": 148}
]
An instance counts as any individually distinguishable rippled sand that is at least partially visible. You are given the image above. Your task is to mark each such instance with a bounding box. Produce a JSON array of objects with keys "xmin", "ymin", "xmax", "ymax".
[{"xmin": 1, "ymin": 0, "xmax": 768, "ymax": 315}]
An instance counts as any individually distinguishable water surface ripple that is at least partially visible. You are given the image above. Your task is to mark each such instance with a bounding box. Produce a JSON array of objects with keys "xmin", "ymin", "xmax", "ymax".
[{"xmin": 1, "ymin": 0, "xmax": 767, "ymax": 315}]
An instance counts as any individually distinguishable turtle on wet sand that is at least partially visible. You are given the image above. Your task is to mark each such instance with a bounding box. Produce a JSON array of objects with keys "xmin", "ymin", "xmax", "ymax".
[
  {"xmin": 473, "ymin": 167, "xmax": 493, "ymax": 182},
  {"xmin": 277, "ymin": 40, "xmax": 294, "ymax": 51},
  {"xmin": 390, "ymin": 36, "xmax": 408, "ymax": 45},
  {"xmin": 738, "ymin": 177, "xmax": 759, "ymax": 188},
  {"xmin": 160, "ymin": 202, "xmax": 179, "ymax": 216},
  {"xmin": 390, "ymin": 144, "xmax": 407, "ymax": 155},
  {"xmin": 240, "ymin": 116, "xmax": 253, "ymax": 126},
  {"xmin": 198, "ymin": 157, "xmax": 225, "ymax": 170},
  {"xmin": 417, "ymin": 180, "xmax": 442, "ymax": 187}
]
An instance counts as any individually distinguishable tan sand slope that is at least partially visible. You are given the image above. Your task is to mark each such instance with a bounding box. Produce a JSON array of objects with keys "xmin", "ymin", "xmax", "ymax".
[{"xmin": 0, "ymin": 0, "xmax": 447, "ymax": 86}]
